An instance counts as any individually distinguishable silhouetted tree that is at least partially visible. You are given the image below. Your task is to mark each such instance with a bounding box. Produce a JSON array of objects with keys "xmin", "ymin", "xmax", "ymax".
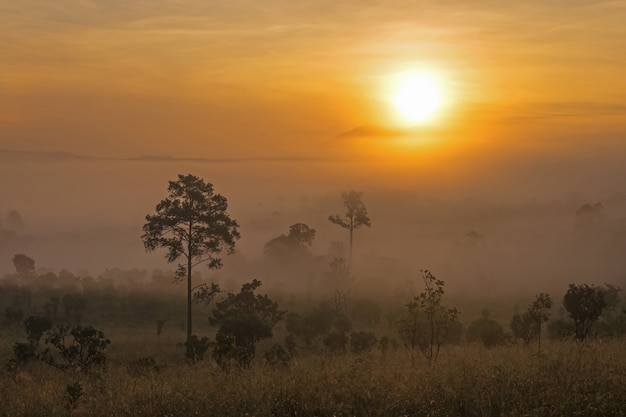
[
  {"xmin": 574, "ymin": 202, "xmax": 606, "ymax": 239},
  {"xmin": 6, "ymin": 210, "xmax": 25, "ymax": 232},
  {"xmin": 328, "ymin": 191, "xmax": 371, "ymax": 263},
  {"xmin": 399, "ymin": 270, "xmax": 459, "ymax": 365},
  {"xmin": 597, "ymin": 284, "xmax": 626, "ymax": 337},
  {"xmin": 142, "ymin": 174, "xmax": 239, "ymax": 358},
  {"xmin": 511, "ymin": 310, "xmax": 538, "ymax": 346},
  {"xmin": 5, "ymin": 306, "xmax": 23, "ymax": 332},
  {"xmin": 264, "ymin": 223, "xmax": 316, "ymax": 261},
  {"xmin": 466, "ymin": 309, "xmax": 505, "ymax": 348},
  {"xmin": 42, "ymin": 325, "xmax": 110, "ymax": 375},
  {"xmin": 528, "ymin": 293, "xmax": 552, "ymax": 353},
  {"xmin": 350, "ymin": 331, "xmax": 377, "ymax": 354},
  {"xmin": 323, "ymin": 315, "xmax": 352, "ymax": 354},
  {"xmin": 563, "ymin": 283, "xmax": 607, "ymax": 341},
  {"xmin": 12, "ymin": 254, "xmax": 35, "ymax": 276},
  {"xmin": 210, "ymin": 279, "xmax": 284, "ymax": 367},
  {"xmin": 62, "ymin": 293, "xmax": 86, "ymax": 325},
  {"xmin": 325, "ymin": 257, "xmax": 351, "ymax": 289},
  {"xmin": 24, "ymin": 315, "xmax": 52, "ymax": 346},
  {"xmin": 285, "ymin": 302, "xmax": 335, "ymax": 345}
]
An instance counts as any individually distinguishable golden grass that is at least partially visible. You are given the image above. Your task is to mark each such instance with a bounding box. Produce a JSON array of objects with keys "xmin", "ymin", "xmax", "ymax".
[{"xmin": 2, "ymin": 335, "xmax": 625, "ymax": 417}]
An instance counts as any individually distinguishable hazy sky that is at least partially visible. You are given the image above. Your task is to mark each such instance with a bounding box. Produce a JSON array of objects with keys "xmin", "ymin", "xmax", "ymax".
[
  {"xmin": 2, "ymin": 0, "xmax": 625, "ymax": 160},
  {"xmin": 2, "ymin": 1, "xmax": 626, "ymax": 287}
]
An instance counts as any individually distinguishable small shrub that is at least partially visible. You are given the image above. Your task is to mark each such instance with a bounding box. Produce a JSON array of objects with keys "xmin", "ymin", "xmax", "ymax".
[
  {"xmin": 213, "ymin": 332, "xmax": 250, "ymax": 369},
  {"xmin": 466, "ymin": 310, "xmax": 505, "ymax": 348},
  {"xmin": 511, "ymin": 312, "xmax": 538, "ymax": 345},
  {"xmin": 5, "ymin": 306, "xmax": 23, "ymax": 331},
  {"xmin": 12, "ymin": 341, "xmax": 37, "ymax": 364},
  {"xmin": 127, "ymin": 356, "xmax": 162, "ymax": 377},
  {"xmin": 547, "ymin": 319, "xmax": 574, "ymax": 340},
  {"xmin": 24, "ymin": 315, "xmax": 53, "ymax": 346},
  {"xmin": 185, "ymin": 334, "xmax": 212, "ymax": 362},
  {"xmin": 42, "ymin": 325, "xmax": 110, "ymax": 375},
  {"xmin": 284, "ymin": 334, "xmax": 298, "ymax": 357},
  {"xmin": 350, "ymin": 331, "xmax": 377, "ymax": 354},
  {"xmin": 65, "ymin": 381, "xmax": 83, "ymax": 415},
  {"xmin": 323, "ymin": 332, "xmax": 348, "ymax": 353},
  {"xmin": 264, "ymin": 344, "xmax": 291, "ymax": 366}
]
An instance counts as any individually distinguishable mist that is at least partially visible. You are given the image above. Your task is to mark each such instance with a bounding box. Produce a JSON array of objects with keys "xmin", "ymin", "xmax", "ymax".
[{"xmin": 2, "ymin": 127, "xmax": 625, "ymax": 301}]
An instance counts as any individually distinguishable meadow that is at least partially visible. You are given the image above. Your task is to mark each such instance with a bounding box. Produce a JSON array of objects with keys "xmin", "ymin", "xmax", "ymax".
[{"xmin": 1, "ymin": 321, "xmax": 625, "ymax": 417}]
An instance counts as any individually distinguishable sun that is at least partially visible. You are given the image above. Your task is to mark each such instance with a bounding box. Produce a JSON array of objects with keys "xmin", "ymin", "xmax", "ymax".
[{"xmin": 389, "ymin": 70, "xmax": 444, "ymax": 125}]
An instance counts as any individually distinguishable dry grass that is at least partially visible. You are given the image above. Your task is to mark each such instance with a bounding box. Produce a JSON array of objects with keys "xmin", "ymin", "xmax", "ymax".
[{"xmin": 2, "ymin": 334, "xmax": 625, "ymax": 417}]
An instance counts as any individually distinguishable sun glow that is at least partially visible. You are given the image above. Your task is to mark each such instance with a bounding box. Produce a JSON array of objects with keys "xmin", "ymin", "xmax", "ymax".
[{"xmin": 389, "ymin": 70, "xmax": 445, "ymax": 126}]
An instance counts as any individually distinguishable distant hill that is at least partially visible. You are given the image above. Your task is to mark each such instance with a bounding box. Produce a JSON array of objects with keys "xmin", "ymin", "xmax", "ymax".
[
  {"xmin": 0, "ymin": 149, "xmax": 319, "ymax": 164},
  {"xmin": 334, "ymin": 125, "xmax": 406, "ymax": 139},
  {"xmin": 0, "ymin": 149, "xmax": 97, "ymax": 162}
]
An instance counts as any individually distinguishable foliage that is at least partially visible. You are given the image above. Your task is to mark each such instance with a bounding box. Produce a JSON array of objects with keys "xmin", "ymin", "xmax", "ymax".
[
  {"xmin": 597, "ymin": 284, "xmax": 626, "ymax": 337},
  {"xmin": 184, "ymin": 334, "xmax": 212, "ymax": 363},
  {"xmin": 12, "ymin": 254, "xmax": 35, "ymax": 275},
  {"xmin": 528, "ymin": 293, "xmax": 552, "ymax": 352},
  {"xmin": 563, "ymin": 283, "xmax": 607, "ymax": 341},
  {"xmin": 4, "ymin": 306, "xmax": 23, "ymax": 330},
  {"xmin": 511, "ymin": 311, "xmax": 538, "ymax": 345},
  {"xmin": 328, "ymin": 190, "xmax": 371, "ymax": 261},
  {"xmin": 547, "ymin": 318, "xmax": 575, "ymax": 340},
  {"xmin": 42, "ymin": 325, "xmax": 111, "ymax": 375},
  {"xmin": 62, "ymin": 293, "xmax": 86, "ymax": 325},
  {"xmin": 212, "ymin": 331, "xmax": 249, "ymax": 369},
  {"xmin": 210, "ymin": 279, "xmax": 285, "ymax": 367},
  {"xmin": 319, "ymin": 312, "xmax": 353, "ymax": 354},
  {"xmin": 24, "ymin": 315, "xmax": 52, "ymax": 346},
  {"xmin": 323, "ymin": 331, "xmax": 349, "ymax": 353},
  {"xmin": 264, "ymin": 344, "xmax": 291, "ymax": 366},
  {"xmin": 466, "ymin": 310, "xmax": 505, "ymax": 348},
  {"xmin": 399, "ymin": 270, "xmax": 459, "ymax": 365},
  {"xmin": 11, "ymin": 341, "xmax": 37, "ymax": 365},
  {"xmin": 325, "ymin": 257, "xmax": 351, "ymax": 284},
  {"xmin": 378, "ymin": 335, "xmax": 392, "ymax": 358},
  {"xmin": 285, "ymin": 302, "xmax": 337, "ymax": 346},
  {"xmin": 349, "ymin": 331, "xmax": 377, "ymax": 354},
  {"xmin": 512, "ymin": 294, "xmax": 553, "ymax": 351},
  {"xmin": 126, "ymin": 356, "xmax": 163, "ymax": 377},
  {"xmin": 264, "ymin": 223, "xmax": 316, "ymax": 261},
  {"xmin": 65, "ymin": 381, "xmax": 83, "ymax": 415},
  {"xmin": 141, "ymin": 174, "xmax": 240, "ymax": 358}
]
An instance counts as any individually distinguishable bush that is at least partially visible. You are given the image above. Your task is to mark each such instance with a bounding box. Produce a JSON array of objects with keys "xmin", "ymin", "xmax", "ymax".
[
  {"xmin": 511, "ymin": 312, "xmax": 538, "ymax": 345},
  {"xmin": 42, "ymin": 325, "xmax": 110, "ymax": 375},
  {"xmin": 547, "ymin": 319, "xmax": 574, "ymax": 340},
  {"xmin": 126, "ymin": 356, "xmax": 162, "ymax": 377},
  {"xmin": 210, "ymin": 280, "xmax": 285, "ymax": 365},
  {"xmin": 350, "ymin": 331, "xmax": 377, "ymax": 354},
  {"xmin": 24, "ymin": 315, "xmax": 52, "ymax": 346},
  {"xmin": 212, "ymin": 332, "xmax": 251, "ymax": 369},
  {"xmin": 323, "ymin": 332, "xmax": 348, "ymax": 353},
  {"xmin": 264, "ymin": 344, "xmax": 291, "ymax": 366},
  {"xmin": 185, "ymin": 334, "xmax": 212, "ymax": 362},
  {"xmin": 466, "ymin": 310, "xmax": 505, "ymax": 348}
]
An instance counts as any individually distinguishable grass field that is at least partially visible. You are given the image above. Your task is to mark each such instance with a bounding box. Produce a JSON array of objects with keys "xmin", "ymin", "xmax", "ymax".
[{"xmin": 1, "ymin": 325, "xmax": 625, "ymax": 417}]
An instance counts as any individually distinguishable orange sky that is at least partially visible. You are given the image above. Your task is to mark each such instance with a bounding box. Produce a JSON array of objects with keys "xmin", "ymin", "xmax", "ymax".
[
  {"xmin": 1, "ymin": 0, "xmax": 626, "ymax": 161},
  {"xmin": 3, "ymin": 1, "xmax": 626, "ymax": 281}
]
